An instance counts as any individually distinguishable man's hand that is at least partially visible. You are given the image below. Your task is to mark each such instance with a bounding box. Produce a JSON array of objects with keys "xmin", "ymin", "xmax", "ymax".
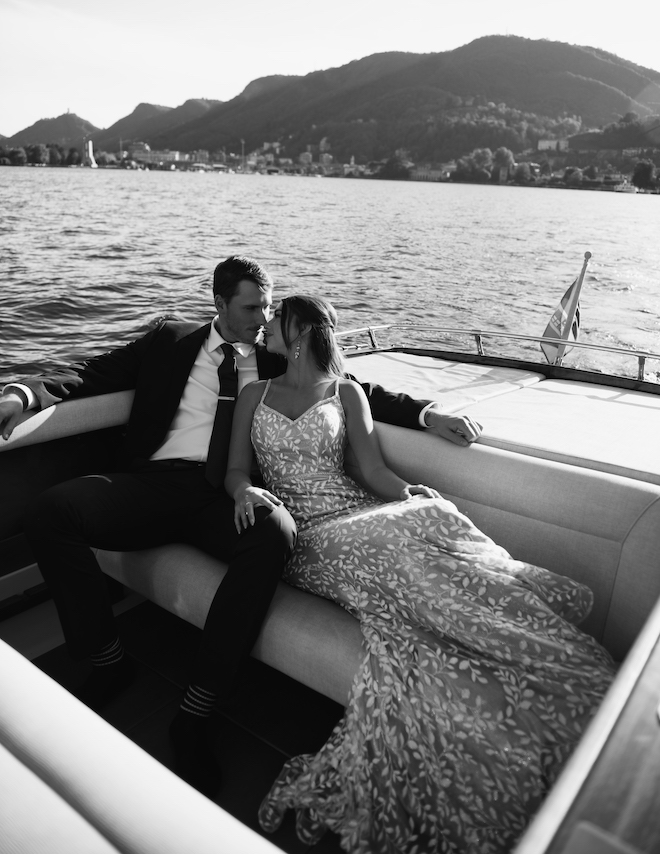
[
  {"xmin": 424, "ymin": 409, "xmax": 482, "ymax": 446},
  {"xmin": 0, "ymin": 394, "xmax": 25, "ymax": 441}
]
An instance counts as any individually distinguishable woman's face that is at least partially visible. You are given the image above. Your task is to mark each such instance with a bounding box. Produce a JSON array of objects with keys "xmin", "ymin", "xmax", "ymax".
[{"xmin": 264, "ymin": 301, "xmax": 289, "ymax": 355}]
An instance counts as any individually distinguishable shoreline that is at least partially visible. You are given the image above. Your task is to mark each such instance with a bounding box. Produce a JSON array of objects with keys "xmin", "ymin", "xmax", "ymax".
[{"xmin": 5, "ymin": 162, "xmax": 657, "ymax": 193}]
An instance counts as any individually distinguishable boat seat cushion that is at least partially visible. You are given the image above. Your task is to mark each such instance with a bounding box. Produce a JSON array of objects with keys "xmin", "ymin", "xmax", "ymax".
[
  {"xmin": 4, "ymin": 391, "xmax": 135, "ymax": 452},
  {"xmin": 373, "ymin": 424, "xmax": 660, "ymax": 662},
  {"xmin": 347, "ymin": 352, "xmax": 660, "ymax": 486},
  {"xmin": 96, "ymin": 545, "xmax": 365, "ymax": 708},
  {"xmin": 461, "ymin": 380, "xmax": 660, "ymax": 485},
  {"xmin": 346, "ymin": 351, "xmax": 545, "ymax": 411}
]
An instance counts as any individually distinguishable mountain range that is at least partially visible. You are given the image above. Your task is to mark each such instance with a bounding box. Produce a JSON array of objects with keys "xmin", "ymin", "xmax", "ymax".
[{"xmin": 4, "ymin": 35, "xmax": 660, "ymax": 163}]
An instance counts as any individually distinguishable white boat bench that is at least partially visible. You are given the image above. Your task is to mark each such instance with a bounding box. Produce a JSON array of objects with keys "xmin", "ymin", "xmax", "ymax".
[
  {"xmin": 4, "ymin": 374, "xmax": 659, "ymax": 689},
  {"xmin": 2, "ymin": 357, "xmax": 660, "ymax": 853}
]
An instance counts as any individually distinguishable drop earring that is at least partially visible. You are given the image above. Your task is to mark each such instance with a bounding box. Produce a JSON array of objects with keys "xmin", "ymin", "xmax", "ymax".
[{"xmin": 294, "ymin": 339, "xmax": 301, "ymax": 359}]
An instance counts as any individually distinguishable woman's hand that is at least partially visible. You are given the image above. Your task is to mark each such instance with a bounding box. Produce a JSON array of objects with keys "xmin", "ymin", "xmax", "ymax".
[
  {"xmin": 233, "ymin": 486, "xmax": 283, "ymax": 532},
  {"xmin": 400, "ymin": 484, "xmax": 441, "ymax": 500}
]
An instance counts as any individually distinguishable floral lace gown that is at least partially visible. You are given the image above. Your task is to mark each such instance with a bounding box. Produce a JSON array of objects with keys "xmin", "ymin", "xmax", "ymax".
[{"xmin": 252, "ymin": 380, "xmax": 615, "ymax": 854}]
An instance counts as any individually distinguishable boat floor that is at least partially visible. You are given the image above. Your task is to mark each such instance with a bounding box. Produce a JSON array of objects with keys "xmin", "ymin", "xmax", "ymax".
[{"xmin": 2, "ymin": 596, "xmax": 345, "ymax": 854}]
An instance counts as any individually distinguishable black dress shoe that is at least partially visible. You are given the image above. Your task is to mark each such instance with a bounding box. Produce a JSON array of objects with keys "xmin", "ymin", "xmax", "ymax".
[
  {"xmin": 169, "ymin": 712, "xmax": 223, "ymax": 798},
  {"xmin": 73, "ymin": 657, "xmax": 136, "ymax": 711}
]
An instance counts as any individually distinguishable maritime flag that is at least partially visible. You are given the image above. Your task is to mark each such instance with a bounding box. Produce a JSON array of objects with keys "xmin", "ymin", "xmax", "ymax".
[
  {"xmin": 540, "ymin": 279, "xmax": 581, "ymax": 363},
  {"xmin": 540, "ymin": 252, "xmax": 590, "ymax": 365}
]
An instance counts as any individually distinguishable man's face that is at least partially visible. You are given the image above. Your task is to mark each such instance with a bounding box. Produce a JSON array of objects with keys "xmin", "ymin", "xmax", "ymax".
[{"xmin": 215, "ymin": 280, "xmax": 273, "ymax": 344}]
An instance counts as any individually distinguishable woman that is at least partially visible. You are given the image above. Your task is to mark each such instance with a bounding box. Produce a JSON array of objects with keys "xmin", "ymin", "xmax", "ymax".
[{"xmin": 225, "ymin": 296, "xmax": 615, "ymax": 854}]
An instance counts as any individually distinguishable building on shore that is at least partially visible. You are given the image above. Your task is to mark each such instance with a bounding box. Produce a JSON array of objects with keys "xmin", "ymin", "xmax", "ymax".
[
  {"xmin": 410, "ymin": 163, "xmax": 456, "ymax": 182},
  {"xmin": 537, "ymin": 139, "xmax": 569, "ymax": 152}
]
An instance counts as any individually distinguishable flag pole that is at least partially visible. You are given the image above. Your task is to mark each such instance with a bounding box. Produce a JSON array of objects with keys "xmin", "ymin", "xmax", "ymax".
[{"xmin": 553, "ymin": 250, "xmax": 591, "ymax": 365}]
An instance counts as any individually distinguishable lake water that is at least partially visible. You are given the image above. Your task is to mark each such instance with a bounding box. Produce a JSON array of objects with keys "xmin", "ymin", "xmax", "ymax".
[{"xmin": 1, "ymin": 167, "xmax": 659, "ymax": 385}]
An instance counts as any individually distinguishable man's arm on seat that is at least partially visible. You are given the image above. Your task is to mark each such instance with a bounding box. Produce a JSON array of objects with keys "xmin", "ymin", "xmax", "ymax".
[{"xmin": 357, "ymin": 380, "xmax": 482, "ymax": 445}]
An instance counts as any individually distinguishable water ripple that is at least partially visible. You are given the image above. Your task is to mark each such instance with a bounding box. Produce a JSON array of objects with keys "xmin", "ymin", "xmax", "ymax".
[{"xmin": 1, "ymin": 168, "xmax": 659, "ymax": 383}]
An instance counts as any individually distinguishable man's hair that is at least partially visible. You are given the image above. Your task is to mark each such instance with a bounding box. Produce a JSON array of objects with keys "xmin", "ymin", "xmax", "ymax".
[
  {"xmin": 213, "ymin": 256, "xmax": 273, "ymax": 302},
  {"xmin": 281, "ymin": 295, "xmax": 344, "ymax": 376}
]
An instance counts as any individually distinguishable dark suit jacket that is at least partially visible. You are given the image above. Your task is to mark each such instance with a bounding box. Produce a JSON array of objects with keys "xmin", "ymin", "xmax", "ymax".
[{"xmin": 24, "ymin": 320, "xmax": 431, "ymax": 467}]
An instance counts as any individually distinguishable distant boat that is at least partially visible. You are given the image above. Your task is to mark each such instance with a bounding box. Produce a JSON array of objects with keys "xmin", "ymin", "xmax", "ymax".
[{"xmin": 613, "ymin": 181, "xmax": 637, "ymax": 193}]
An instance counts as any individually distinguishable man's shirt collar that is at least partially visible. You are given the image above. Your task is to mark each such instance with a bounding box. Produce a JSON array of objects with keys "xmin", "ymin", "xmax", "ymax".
[{"xmin": 208, "ymin": 316, "xmax": 260, "ymax": 359}]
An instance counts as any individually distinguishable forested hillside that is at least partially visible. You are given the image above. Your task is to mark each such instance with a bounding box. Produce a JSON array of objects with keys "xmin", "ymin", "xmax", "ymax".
[
  {"xmin": 145, "ymin": 35, "xmax": 660, "ymax": 163},
  {"xmin": 5, "ymin": 35, "xmax": 660, "ymax": 165}
]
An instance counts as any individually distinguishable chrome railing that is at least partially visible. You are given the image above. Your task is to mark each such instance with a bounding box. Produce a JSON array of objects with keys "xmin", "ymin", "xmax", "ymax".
[{"xmin": 336, "ymin": 324, "xmax": 660, "ymax": 382}]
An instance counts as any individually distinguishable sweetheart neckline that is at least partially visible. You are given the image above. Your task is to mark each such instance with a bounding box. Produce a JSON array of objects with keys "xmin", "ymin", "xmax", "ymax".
[{"xmin": 259, "ymin": 391, "xmax": 340, "ymax": 425}]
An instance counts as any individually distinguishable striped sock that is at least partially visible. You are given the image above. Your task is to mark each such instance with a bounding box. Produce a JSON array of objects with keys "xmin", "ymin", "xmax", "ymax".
[
  {"xmin": 90, "ymin": 638, "xmax": 125, "ymax": 667},
  {"xmin": 76, "ymin": 638, "xmax": 133, "ymax": 711},
  {"xmin": 180, "ymin": 684, "xmax": 217, "ymax": 718}
]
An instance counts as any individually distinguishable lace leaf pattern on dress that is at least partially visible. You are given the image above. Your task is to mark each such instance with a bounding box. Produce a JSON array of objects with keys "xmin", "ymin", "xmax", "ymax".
[
  {"xmin": 251, "ymin": 381, "xmax": 381, "ymax": 533},
  {"xmin": 251, "ymin": 382, "xmax": 616, "ymax": 854}
]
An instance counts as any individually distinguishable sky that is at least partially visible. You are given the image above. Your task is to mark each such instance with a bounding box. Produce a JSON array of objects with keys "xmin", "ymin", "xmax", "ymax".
[{"xmin": 2, "ymin": 0, "xmax": 659, "ymax": 138}]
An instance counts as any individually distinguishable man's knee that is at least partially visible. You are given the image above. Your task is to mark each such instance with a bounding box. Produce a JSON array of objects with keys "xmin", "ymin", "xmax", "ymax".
[
  {"xmin": 252, "ymin": 504, "xmax": 297, "ymax": 552},
  {"xmin": 23, "ymin": 480, "xmax": 85, "ymax": 544}
]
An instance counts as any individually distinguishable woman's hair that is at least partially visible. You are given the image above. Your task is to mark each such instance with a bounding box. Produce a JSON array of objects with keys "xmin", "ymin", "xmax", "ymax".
[{"xmin": 281, "ymin": 295, "xmax": 344, "ymax": 376}]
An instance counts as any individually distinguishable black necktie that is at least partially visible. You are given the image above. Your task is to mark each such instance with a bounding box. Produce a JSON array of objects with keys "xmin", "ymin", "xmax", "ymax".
[{"xmin": 205, "ymin": 343, "xmax": 238, "ymax": 488}]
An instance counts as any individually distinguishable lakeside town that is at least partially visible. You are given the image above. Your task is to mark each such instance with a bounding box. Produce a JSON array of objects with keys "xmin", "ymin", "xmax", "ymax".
[
  {"xmin": 3, "ymin": 134, "xmax": 659, "ymax": 192},
  {"xmin": 4, "ymin": 34, "xmax": 660, "ymax": 194}
]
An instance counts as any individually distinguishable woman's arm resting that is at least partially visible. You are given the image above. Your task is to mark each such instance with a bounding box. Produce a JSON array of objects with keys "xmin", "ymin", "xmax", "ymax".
[{"xmin": 340, "ymin": 380, "xmax": 439, "ymax": 503}]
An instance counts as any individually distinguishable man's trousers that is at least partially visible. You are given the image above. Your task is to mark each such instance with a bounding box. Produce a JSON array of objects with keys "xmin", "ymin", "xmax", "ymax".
[{"xmin": 23, "ymin": 464, "xmax": 297, "ymax": 701}]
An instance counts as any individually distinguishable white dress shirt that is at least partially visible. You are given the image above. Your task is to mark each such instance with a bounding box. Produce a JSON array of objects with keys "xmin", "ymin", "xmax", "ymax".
[{"xmin": 151, "ymin": 318, "xmax": 259, "ymax": 461}]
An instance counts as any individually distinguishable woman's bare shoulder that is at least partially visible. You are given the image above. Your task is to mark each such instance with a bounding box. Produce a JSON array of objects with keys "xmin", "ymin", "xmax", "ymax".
[
  {"xmin": 338, "ymin": 377, "xmax": 368, "ymax": 405},
  {"xmin": 238, "ymin": 380, "xmax": 268, "ymax": 403},
  {"xmin": 338, "ymin": 377, "xmax": 362, "ymax": 390}
]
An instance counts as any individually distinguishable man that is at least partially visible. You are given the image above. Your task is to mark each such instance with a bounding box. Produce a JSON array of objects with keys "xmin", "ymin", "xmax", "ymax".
[{"xmin": 0, "ymin": 256, "xmax": 481, "ymax": 795}]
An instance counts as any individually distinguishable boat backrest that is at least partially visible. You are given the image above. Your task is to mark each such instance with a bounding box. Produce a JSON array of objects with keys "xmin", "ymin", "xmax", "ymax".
[
  {"xmin": 347, "ymin": 351, "xmax": 660, "ymax": 486},
  {"xmin": 0, "ymin": 392, "xmax": 134, "ymax": 583},
  {"xmin": 1, "ymin": 390, "xmax": 134, "ymax": 451},
  {"xmin": 366, "ymin": 423, "xmax": 660, "ymax": 661},
  {"xmin": 3, "ymin": 390, "xmax": 659, "ymax": 661}
]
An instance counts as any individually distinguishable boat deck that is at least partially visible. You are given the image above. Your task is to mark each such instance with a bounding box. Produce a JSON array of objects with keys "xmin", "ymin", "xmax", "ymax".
[
  {"xmin": 347, "ymin": 350, "xmax": 660, "ymax": 485},
  {"xmin": 0, "ymin": 596, "xmax": 345, "ymax": 854}
]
